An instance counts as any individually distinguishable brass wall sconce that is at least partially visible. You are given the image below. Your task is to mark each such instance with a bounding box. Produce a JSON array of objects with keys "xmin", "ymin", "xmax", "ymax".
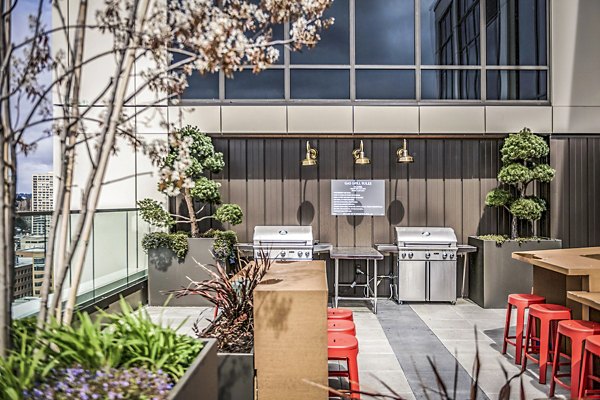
[
  {"xmin": 301, "ymin": 141, "xmax": 318, "ymax": 166},
  {"xmin": 396, "ymin": 139, "xmax": 414, "ymax": 164},
  {"xmin": 353, "ymin": 140, "xmax": 371, "ymax": 165}
]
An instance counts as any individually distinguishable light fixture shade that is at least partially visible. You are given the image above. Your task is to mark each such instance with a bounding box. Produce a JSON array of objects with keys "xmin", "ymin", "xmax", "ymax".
[
  {"xmin": 353, "ymin": 140, "xmax": 371, "ymax": 165},
  {"xmin": 397, "ymin": 139, "xmax": 414, "ymax": 163},
  {"xmin": 301, "ymin": 141, "xmax": 318, "ymax": 166}
]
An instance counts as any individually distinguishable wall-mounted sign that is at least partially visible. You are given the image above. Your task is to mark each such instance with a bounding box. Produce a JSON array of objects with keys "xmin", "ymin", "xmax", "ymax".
[{"xmin": 331, "ymin": 180, "xmax": 385, "ymax": 216}]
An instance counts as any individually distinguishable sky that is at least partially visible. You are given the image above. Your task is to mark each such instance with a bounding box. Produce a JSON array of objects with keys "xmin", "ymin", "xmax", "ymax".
[{"xmin": 12, "ymin": 0, "xmax": 53, "ymax": 193}]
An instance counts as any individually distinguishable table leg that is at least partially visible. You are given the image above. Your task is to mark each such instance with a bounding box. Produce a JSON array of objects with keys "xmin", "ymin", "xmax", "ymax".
[
  {"xmin": 374, "ymin": 260, "xmax": 378, "ymax": 314},
  {"xmin": 461, "ymin": 254, "xmax": 468, "ymax": 298},
  {"xmin": 335, "ymin": 258, "xmax": 339, "ymax": 308},
  {"xmin": 583, "ymin": 304, "xmax": 590, "ymax": 321}
]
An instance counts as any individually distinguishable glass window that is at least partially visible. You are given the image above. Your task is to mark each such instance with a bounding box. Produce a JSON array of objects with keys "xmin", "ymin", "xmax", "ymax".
[
  {"xmin": 290, "ymin": 0, "xmax": 350, "ymax": 65},
  {"xmin": 290, "ymin": 70, "xmax": 350, "ymax": 99},
  {"xmin": 486, "ymin": 70, "xmax": 547, "ymax": 100},
  {"xmin": 486, "ymin": 0, "xmax": 547, "ymax": 65},
  {"xmin": 421, "ymin": 0, "xmax": 481, "ymax": 65},
  {"xmin": 422, "ymin": 69, "xmax": 480, "ymax": 99},
  {"xmin": 356, "ymin": 70, "xmax": 415, "ymax": 99},
  {"xmin": 181, "ymin": 72, "xmax": 219, "ymax": 100},
  {"xmin": 355, "ymin": 0, "xmax": 415, "ymax": 65},
  {"xmin": 226, "ymin": 69, "xmax": 284, "ymax": 99}
]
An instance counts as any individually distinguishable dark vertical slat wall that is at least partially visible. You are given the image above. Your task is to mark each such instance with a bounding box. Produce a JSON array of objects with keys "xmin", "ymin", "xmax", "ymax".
[{"xmin": 550, "ymin": 136, "xmax": 600, "ymax": 248}]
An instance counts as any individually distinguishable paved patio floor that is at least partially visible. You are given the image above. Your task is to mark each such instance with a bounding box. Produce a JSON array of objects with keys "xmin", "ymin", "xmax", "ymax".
[{"xmin": 146, "ymin": 299, "xmax": 570, "ymax": 400}]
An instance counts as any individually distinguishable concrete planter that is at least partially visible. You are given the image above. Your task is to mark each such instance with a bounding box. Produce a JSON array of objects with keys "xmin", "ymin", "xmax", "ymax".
[
  {"xmin": 217, "ymin": 351, "xmax": 254, "ymax": 400},
  {"xmin": 148, "ymin": 237, "xmax": 217, "ymax": 307},
  {"xmin": 468, "ymin": 236, "xmax": 562, "ymax": 308},
  {"xmin": 170, "ymin": 338, "xmax": 219, "ymax": 400}
]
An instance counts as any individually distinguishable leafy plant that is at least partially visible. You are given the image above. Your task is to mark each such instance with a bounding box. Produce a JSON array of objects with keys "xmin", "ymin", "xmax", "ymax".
[
  {"xmin": 203, "ymin": 229, "xmax": 239, "ymax": 266},
  {"xmin": 485, "ymin": 128, "xmax": 555, "ymax": 239},
  {"xmin": 169, "ymin": 255, "xmax": 273, "ymax": 353},
  {"xmin": 139, "ymin": 126, "xmax": 244, "ymax": 239},
  {"xmin": 477, "ymin": 234, "xmax": 547, "ymax": 247},
  {"xmin": 141, "ymin": 231, "xmax": 189, "ymax": 261}
]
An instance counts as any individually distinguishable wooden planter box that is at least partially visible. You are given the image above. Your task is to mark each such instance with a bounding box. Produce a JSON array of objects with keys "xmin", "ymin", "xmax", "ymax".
[
  {"xmin": 148, "ymin": 237, "xmax": 218, "ymax": 307},
  {"xmin": 170, "ymin": 338, "xmax": 219, "ymax": 400},
  {"xmin": 468, "ymin": 236, "xmax": 562, "ymax": 308},
  {"xmin": 217, "ymin": 351, "xmax": 255, "ymax": 400}
]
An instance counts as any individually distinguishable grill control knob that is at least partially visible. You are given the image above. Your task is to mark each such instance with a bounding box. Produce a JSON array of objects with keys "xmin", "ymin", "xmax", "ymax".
[
  {"xmin": 305, "ymin": 251, "xmax": 310, "ymax": 257},
  {"xmin": 279, "ymin": 251, "xmax": 287, "ymax": 257},
  {"xmin": 442, "ymin": 252, "xmax": 448, "ymax": 259},
  {"xmin": 450, "ymin": 253, "xmax": 455, "ymax": 259},
  {"xmin": 401, "ymin": 253, "xmax": 406, "ymax": 259},
  {"xmin": 408, "ymin": 252, "xmax": 414, "ymax": 259},
  {"xmin": 425, "ymin": 252, "xmax": 431, "ymax": 259}
]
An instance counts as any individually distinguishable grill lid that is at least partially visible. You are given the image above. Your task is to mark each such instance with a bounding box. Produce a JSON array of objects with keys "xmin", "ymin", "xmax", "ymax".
[
  {"xmin": 253, "ymin": 225, "xmax": 313, "ymax": 246},
  {"xmin": 395, "ymin": 227, "xmax": 457, "ymax": 247}
]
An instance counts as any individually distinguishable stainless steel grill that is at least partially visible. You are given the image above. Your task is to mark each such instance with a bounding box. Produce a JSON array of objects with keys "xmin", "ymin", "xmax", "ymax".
[
  {"xmin": 252, "ymin": 226, "xmax": 314, "ymax": 261},
  {"xmin": 394, "ymin": 227, "xmax": 458, "ymax": 303}
]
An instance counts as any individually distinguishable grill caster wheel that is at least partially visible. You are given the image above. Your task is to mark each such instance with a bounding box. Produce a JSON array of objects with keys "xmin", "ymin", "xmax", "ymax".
[
  {"xmin": 398, "ymin": 301, "xmax": 404, "ymax": 305},
  {"xmin": 450, "ymin": 301, "xmax": 456, "ymax": 305}
]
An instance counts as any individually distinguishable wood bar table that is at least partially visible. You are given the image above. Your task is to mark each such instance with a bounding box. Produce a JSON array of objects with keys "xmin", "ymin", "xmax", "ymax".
[
  {"xmin": 513, "ymin": 247, "xmax": 600, "ymax": 319},
  {"xmin": 254, "ymin": 260, "xmax": 328, "ymax": 400},
  {"xmin": 567, "ymin": 291, "xmax": 600, "ymax": 321}
]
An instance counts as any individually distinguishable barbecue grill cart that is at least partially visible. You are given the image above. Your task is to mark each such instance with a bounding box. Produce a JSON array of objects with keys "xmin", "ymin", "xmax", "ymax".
[
  {"xmin": 252, "ymin": 226, "xmax": 315, "ymax": 261},
  {"xmin": 392, "ymin": 227, "xmax": 459, "ymax": 303}
]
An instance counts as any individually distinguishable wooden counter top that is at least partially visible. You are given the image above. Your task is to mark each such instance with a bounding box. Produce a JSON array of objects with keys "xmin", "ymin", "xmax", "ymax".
[
  {"xmin": 512, "ymin": 247, "xmax": 600, "ymax": 276},
  {"xmin": 254, "ymin": 260, "xmax": 328, "ymax": 292}
]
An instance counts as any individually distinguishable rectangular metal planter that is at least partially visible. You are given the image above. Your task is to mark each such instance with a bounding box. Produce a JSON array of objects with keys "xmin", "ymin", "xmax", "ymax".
[
  {"xmin": 148, "ymin": 238, "xmax": 217, "ymax": 307},
  {"xmin": 468, "ymin": 237, "xmax": 562, "ymax": 308},
  {"xmin": 217, "ymin": 351, "xmax": 254, "ymax": 400},
  {"xmin": 170, "ymin": 338, "xmax": 219, "ymax": 400}
]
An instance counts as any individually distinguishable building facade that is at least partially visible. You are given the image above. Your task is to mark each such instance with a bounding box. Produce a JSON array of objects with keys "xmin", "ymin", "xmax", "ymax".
[
  {"xmin": 13, "ymin": 257, "xmax": 33, "ymax": 299},
  {"xmin": 54, "ymin": 0, "xmax": 600, "ymax": 251},
  {"xmin": 16, "ymin": 249, "xmax": 49, "ymax": 297},
  {"xmin": 31, "ymin": 173, "xmax": 53, "ymax": 236}
]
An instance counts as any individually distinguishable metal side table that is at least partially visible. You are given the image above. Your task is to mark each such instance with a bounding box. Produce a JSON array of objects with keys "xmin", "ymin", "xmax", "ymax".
[
  {"xmin": 457, "ymin": 244, "xmax": 477, "ymax": 298},
  {"xmin": 330, "ymin": 247, "xmax": 384, "ymax": 313}
]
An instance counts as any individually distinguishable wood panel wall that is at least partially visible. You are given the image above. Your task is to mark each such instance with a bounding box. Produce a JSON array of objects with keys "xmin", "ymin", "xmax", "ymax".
[
  {"xmin": 212, "ymin": 138, "xmax": 513, "ymax": 297},
  {"xmin": 550, "ymin": 136, "xmax": 600, "ymax": 248}
]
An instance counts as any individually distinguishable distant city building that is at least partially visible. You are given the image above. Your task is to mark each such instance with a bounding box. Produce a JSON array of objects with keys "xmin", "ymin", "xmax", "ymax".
[
  {"xmin": 13, "ymin": 257, "xmax": 33, "ymax": 299},
  {"xmin": 16, "ymin": 248, "xmax": 49, "ymax": 297},
  {"xmin": 31, "ymin": 173, "xmax": 53, "ymax": 236},
  {"xmin": 19, "ymin": 235, "xmax": 46, "ymax": 250}
]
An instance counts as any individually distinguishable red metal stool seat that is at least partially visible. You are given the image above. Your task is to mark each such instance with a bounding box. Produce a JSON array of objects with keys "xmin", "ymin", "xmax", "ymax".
[
  {"xmin": 522, "ymin": 303, "xmax": 571, "ymax": 384},
  {"xmin": 502, "ymin": 293, "xmax": 545, "ymax": 365},
  {"xmin": 328, "ymin": 307, "xmax": 354, "ymax": 322},
  {"xmin": 549, "ymin": 320, "xmax": 600, "ymax": 399},
  {"xmin": 328, "ymin": 320, "xmax": 356, "ymax": 336},
  {"xmin": 328, "ymin": 333, "xmax": 360, "ymax": 399},
  {"xmin": 579, "ymin": 335, "xmax": 600, "ymax": 399}
]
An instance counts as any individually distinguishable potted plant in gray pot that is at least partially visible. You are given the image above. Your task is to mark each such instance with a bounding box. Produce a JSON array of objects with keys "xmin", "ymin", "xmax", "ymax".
[
  {"xmin": 139, "ymin": 125, "xmax": 243, "ymax": 306},
  {"xmin": 169, "ymin": 256, "xmax": 273, "ymax": 400},
  {"xmin": 469, "ymin": 127, "xmax": 562, "ymax": 308}
]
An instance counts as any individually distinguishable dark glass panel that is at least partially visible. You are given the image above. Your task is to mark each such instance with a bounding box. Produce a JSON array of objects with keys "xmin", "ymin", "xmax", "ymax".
[
  {"xmin": 421, "ymin": 69, "xmax": 480, "ymax": 99},
  {"xmin": 355, "ymin": 0, "xmax": 415, "ymax": 65},
  {"xmin": 181, "ymin": 72, "xmax": 219, "ymax": 99},
  {"xmin": 486, "ymin": 0, "xmax": 547, "ymax": 65},
  {"xmin": 356, "ymin": 70, "xmax": 415, "ymax": 99},
  {"xmin": 290, "ymin": 70, "xmax": 350, "ymax": 99},
  {"xmin": 291, "ymin": 0, "xmax": 350, "ymax": 64},
  {"xmin": 225, "ymin": 69, "xmax": 284, "ymax": 99},
  {"xmin": 421, "ymin": 0, "xmax": 481, "ymax": 65},
  {"xmin": 486, "ymin": 70, "xmax": 547, "ymax": 100}
]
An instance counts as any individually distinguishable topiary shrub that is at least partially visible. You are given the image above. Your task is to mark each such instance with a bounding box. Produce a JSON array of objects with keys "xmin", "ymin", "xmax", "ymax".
[{"xmin": 485, "ymin": 127, "xmax": 555, "ymax": 239}]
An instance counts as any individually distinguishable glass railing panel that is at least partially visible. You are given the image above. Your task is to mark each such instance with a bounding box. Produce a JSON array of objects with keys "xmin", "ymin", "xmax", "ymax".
[
  {"xmin": 92, "ymin": 211, "xmax": 129, "ymax": 297},
  {"xmin": 68, "ymin": 212, "xmax": 96, "ymax": 304}
]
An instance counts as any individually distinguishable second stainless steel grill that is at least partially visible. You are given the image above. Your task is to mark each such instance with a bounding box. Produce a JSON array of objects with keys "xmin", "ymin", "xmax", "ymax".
[
  {"xmin": 252, "ymin": 226, "xmax": 314, "ymax": 261},
  {"xmin": 394, "ymin": 227, "xmax": 458, "ymax": 303}
]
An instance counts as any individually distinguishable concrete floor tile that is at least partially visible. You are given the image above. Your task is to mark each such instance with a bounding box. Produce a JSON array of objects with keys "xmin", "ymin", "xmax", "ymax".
[
  {"xmin": 359, "ymin": 371, "xmax": 413, "ymax": 397},
  {"xmin": 358, "ymin": 353, "xmax": 403, "ymax": 371},
  {"xmin": 431, "ymin": 328, "xmax": 494, "ymax": 342}
]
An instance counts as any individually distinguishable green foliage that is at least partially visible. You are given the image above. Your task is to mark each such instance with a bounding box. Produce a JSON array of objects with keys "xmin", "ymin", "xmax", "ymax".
[
  {"xmin": 510, "ymin": 198, "xmax": 546, "ymax": 221},
  {"xmin": 500, "ymin": 127, "xmax": 550, "ymax": 163},
  {"xmin": 532, "ymin": 163, "xmax": 556, "ymax": 182},
  {"xmin": 189, "ymin": 176, "xmax": 221, "ymax": 204},
  {"xmin": 141, "ymin": 232, "xmax": 189, "ymax": 260},
  {"xmin": 477, "ymin": 234, "xmax": 548, "ymax": 246},
  {"xmin": 214, "ymin": 204, "xmax": 243, "ymax": 225},
  {"xmin": 484, "ymin": 188, "xmax": 512, "ymax": 207},
  {"xmin": 203, "ymin": 229, "xmax": 238, "ymax": 265},
  {"xmin": 138, "ymin": 199, "xmax": 175, "ymax": 228},
  {"xmin": 165, "ymin": 126, "xmax": 225, "ymax": 179},
  {"xmin": 497, "ymin": 163, "xmax": 532, "ymax": 185}
]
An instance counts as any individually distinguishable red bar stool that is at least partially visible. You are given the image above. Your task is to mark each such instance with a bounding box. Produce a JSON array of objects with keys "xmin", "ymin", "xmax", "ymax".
[
  {"xmin": 328, "ymin": 307, "xmax": 354, "ymax": 322},
  {"xmin": 328, "ymin": 333, "xmax": 360, "ymax": 399},
  {"xmin": 522, "ymin": 303, "xmax": 571, "ymax": 384},
  {"xmin": 328, "ymin": 320, "xmax": 356, "ymax": 336},
  {"xmin": 502, "ymin": 293, "xmax": 545, "ymax": 365},
  {"xmin": 578, "ymin": 335, "xmax": 600, "ymax": 399},
  {"xmin": 549, "ymin": 320, "xmax": 600, "ymax": 399}
]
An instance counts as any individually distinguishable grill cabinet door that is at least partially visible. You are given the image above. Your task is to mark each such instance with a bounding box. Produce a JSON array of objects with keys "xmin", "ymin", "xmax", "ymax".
[
  {"xmin": 428, "ymin": 260, "xmax": 457, "ymax": 302},
  {"xmin": 397, "ymin": 260, "xmax": 427, "ymax": 301}
]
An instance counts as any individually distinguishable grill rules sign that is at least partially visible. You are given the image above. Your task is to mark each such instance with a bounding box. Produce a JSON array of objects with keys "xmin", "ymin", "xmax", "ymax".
[{"xmin": 331, "ymin": 180, "xmax": 385, "ymax": 216}]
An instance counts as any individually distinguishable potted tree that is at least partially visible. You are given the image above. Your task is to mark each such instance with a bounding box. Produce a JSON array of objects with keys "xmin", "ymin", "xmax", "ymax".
[
  {"xmin": 468, "ymin": 128, "xmax": 562, "ymax": 308},
  {"xmin": 139, "ymin": 125, "xmax": 243, "ymax": 306}
]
